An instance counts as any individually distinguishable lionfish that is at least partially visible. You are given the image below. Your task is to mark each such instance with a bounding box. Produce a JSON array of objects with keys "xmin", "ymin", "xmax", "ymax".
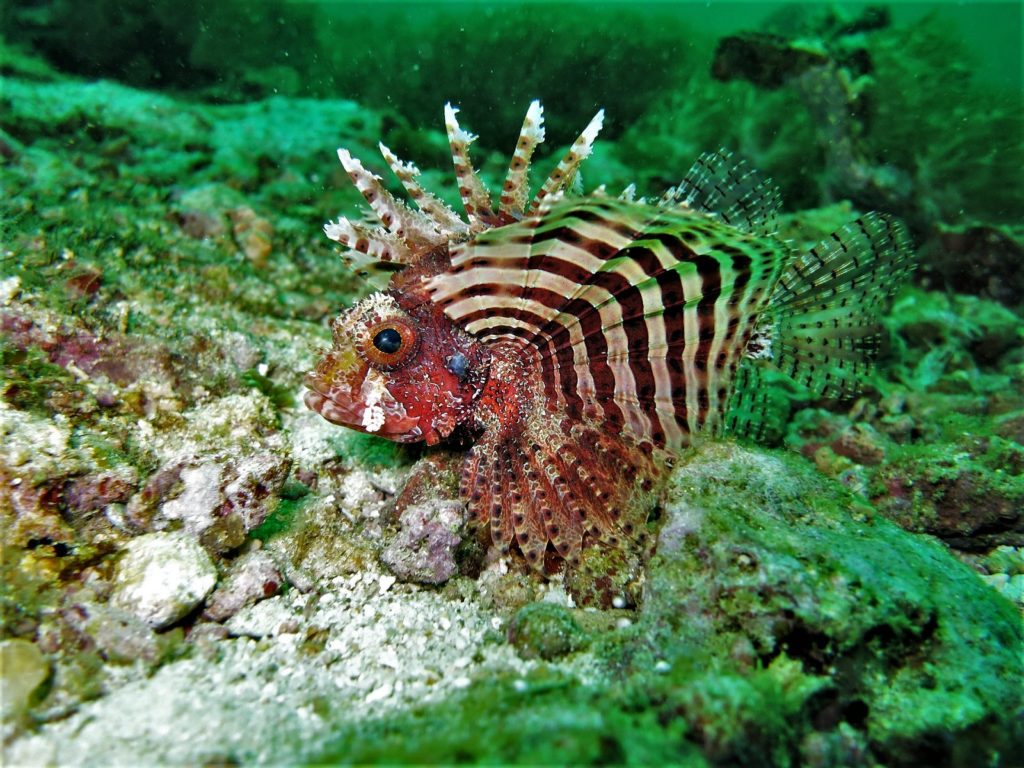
[{"xmin": 305, "ymin": 102, "xmax": 913, "ymax": 572}]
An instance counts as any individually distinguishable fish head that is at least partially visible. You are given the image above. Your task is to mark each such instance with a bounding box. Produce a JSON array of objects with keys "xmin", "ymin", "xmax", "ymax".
[{"xmin": 304, "ymin": 291, "xmax": 490, "ymax": 445}]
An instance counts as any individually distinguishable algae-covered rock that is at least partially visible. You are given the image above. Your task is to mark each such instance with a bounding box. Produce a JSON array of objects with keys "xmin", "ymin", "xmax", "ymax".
[
  {"xmin": 0, "ymin": 639, "xmax": 49, "ymax": 719},
  {"xmin": 304, "ymin": 441, "xmax": 1022, "ymax": 767},
  {"xmin": 647, "ymin": 442, "xmax": 1024, "ymax": 765},
  {"xmin": 202, "ymin": 548, "xmax": 282, "ymax": 622},
  {"xmin": 869, "ymin": 438, "xmax": 1024, "ymax": 548},
  {"xmin": 110, "ymin": 532, "xmax": 217, "ymax": 629},
  {"xmin": 507, "ymin": 601, "xmax": 589, "ymax": 661},
  {"xmin": 381, "ymin": 500, "xmax": 467, "ymax": 585}
]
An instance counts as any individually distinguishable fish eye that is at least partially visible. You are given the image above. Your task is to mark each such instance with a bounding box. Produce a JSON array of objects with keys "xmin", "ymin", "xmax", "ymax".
[
  {"xmin": 373, "ymin": 328, "xmax": 402, "ymax": 354},
  {"xmin": 362, "ymin": 319, "xmax": 418, "ymax": 369}
]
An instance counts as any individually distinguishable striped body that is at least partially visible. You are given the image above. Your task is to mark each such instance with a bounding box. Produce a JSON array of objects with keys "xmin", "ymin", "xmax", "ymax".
[
  {"xmin": 426, "ymin": 196, "xmax": 788, "ymax": 451},
  {"xmin": 304, "ymin": 101, "xmax": 914, "ymax": 575}
]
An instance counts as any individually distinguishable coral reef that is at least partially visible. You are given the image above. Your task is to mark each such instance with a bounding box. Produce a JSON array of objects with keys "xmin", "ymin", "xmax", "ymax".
[
  {"xmin": 1, "ymin": 7, "xmax": 1022, "ymax": 764},
  {"xmin": 785, "ymin": 287, "xmax": 1024, "ymax": 555},
  {"xmin": 310, "ymin": 444, "xmax": 1021, "ymax": 766}
]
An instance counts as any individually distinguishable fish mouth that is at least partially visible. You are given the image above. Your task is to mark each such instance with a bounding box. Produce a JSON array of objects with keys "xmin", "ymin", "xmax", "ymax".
[{"xmin": 303, "ymin": 373, "xmax": 423, "ymax": 443}]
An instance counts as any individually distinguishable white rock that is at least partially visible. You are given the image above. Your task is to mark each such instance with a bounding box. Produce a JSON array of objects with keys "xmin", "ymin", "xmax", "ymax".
[
  {"xmin": 159, "ymin": 463, "xmax": 223, "ymax": 535},
  {"xmin": 225, "ymin": 596, "xmax": 297, "ymax": 638},
  {"xmin": 111, "ymin": 533, "xmax": 217, "ymax": 629}
]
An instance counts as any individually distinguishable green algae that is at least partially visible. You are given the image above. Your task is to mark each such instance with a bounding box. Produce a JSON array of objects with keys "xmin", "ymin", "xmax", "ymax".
[
  {"xmin": 650, "ymin": 443, "xmax": 1023, "ymax": 765},
  {"xmin": 507, "ymin": 601, "xmax": 590, "ymax": 661},
  {"xmin": 0, "ymin": 550, "xmax": 61, "ymax": 641},
  {"xmin": 248, "ymin": 495, "xmax": 305, "ymax": 543},
  {"xmin": 240, "ymin": 367, "xmax": 295, "ymax": 411},
  {"xmin": 340, "ymin": 431, "xmax": 417, "ymax": 470},
  {"xmin": 869, "ymin": 14, "xmax": 1024, "ymax": 225},
  {"xmin": 313, "ymin": 667, "xmax": 707, "ymax": 767},
  {"xmin": 869, "ymin": 446, "xmax": 1024, "ymax": 554},
  {"xmin": 307, "ymin": 443, "xmax": 1022, "ymax": 767},
  {"xmin": 0, "ymin": 341, "xmax": 85, "ymax": 417}
]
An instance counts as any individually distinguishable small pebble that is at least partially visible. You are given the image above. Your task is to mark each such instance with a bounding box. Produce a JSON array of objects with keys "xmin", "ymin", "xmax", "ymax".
[
  {"xmin": 507, "ymin": 602, "xmax": 588, "ymax": 661},
  {"xmin": 378, "ymin": 574, "xmax": 397, "ymax": 594},
  {"xmin": 203, "ymin": 549, "xmax": 282, "ymax": 622}
]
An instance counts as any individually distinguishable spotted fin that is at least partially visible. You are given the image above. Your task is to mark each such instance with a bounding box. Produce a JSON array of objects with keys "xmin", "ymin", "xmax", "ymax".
[
  {"xmin": 336, "ymin": 149, "xmax": 448, "ymax": 251},
  {"xmin": 378, "ymin": 142, "xmax": 469, "ymax": 237},
  {"xmin": 528, "ymin": 109, "xmax": 604, "ymax": 214},
  {"xmin": 444, "ymin": 103, "xmax": 500, "ymax": 232},
  {"xmin": 325, "ymin": 101, "xmax": 607, "ymax": 273},
  {"xmin": 324, "ymin": 217, "xmax": 413, "ymax": 266},
  {"xmin": 721, "ymin": 360, "xmax": 801, "ymax": 443},
  {"xmin": 724, "ymin": 212, "xmax": 914, "ymax": 440},
  {"xmin": 460, "ymin": 421, "xmax": 653, "ymax": 572},
  {"xmin": 499, "ymin": 100, "xmax": 546, "ymax": 217},
  {"xmin": 324, "ymin": 144, "xmax": 463, "ymax": 275}
]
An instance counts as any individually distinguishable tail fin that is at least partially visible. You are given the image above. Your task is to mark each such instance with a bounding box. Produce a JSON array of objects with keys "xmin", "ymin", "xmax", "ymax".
[{"xmin": 726, "ymin": 212, "xmax": 914, "ymax": 440}]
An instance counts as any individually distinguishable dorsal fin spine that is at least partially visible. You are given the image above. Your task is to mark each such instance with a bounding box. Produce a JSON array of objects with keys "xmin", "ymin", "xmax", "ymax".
[
  {"xmin": 528, "ymin": 109, "xmax": 604, "ymax": 214},
  {"xmin": 324, "ymin": 216, "xmax": 412, "ymax": 264},
  {"xmin": 444, "ymin": 103, "xmax": 495, "ymax": 232},
  {"xmin": 377, "ymin": 142, "xmax": 469, "ymax": 237},
  {"xmin": 499, "ymin": 100, "xmax": 546, "ymax": 217},
  {"xmin": 336, "ymin": 149, "xmax": 446, "ymax": 248},
  {"xmin": 673, "ymin": 148, "xmax": 781, "ymax": 234}
]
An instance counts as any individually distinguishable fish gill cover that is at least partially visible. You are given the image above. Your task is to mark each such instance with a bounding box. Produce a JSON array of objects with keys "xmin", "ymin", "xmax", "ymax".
[{"xmin": 0, "ymin": 1, "xmax": 1022, "ymax": 766}]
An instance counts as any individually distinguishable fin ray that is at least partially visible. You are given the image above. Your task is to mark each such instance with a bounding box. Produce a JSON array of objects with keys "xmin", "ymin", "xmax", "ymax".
[
  {"xmin": 336, "ymin": 149, "xmax": 447, "ymax": 249},
  {"xmin": 499, "ymin": 100, "xmax": 546, "ymax": 217},
  {"xmin": 378, "ymin": 142, "xmax": 469, "ymax": 237},
  {"xmin": 528, "ymin": 109, "xmax": 605, "ymax": 214},
  {"xmin": 445, "ymin": 103, "xmax": 497, "ymax": 232},
  {"xmin": 767, "ymin": 212, "xmax": 914, "ymax": 398},
  {"xmin": 669, "ymin": 148, "xmax": 781, "ymax": 234}
]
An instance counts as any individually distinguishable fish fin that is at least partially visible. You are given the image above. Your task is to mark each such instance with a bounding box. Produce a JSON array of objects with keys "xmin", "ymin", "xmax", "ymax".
[
  {"xmin": 461, "ymin": 419, "xmax": 654, "ymax": 573},
  {"xmin": 460, "ymin": 443, "xmax": 511, "ymax": 556},
  {"xmin": 378, "ymin": 142, "xmax": 470, "ymax": 238},
  {"xmin": 444, "ymin": 103, "xmax": 498, "ymax": 232},
  {"xmin": 324, "ymin": 216, "xmax": 413, "ymax": 267},
  {"xmin": 669, "ymin": 148, "xmax": 781, "ymax": 235},
  {"xmin": 528, "ymin": 109, "xmax": 604, "ymax": 214},
  {"xmin": 504, "ymin": 444, "xmax": 550, "ymax": 571},
  {"xmin": 721, "ymin": 359, "xmax": 804, "ymax": 442},
  {"xmin": 342, "ymin": 255, "xmax": 406, "ymax": 292},
  {"xmin": 498, "ymin": 100, "xmax": 546, "ymax": 217},
  {"xmin": 327, "ymin": 103, "xmax": 602, "ymax": 274},
  {"xmin": 336, "ymin": 149, "xmax": 447, "ymax": 251},
  {"xmin": 765, "ymin": 212, "xmax": 914, "ymax": 398}
]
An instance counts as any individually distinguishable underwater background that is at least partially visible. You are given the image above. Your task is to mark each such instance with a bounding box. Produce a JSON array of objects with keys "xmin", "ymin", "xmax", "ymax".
[{"xmin": 1, "ymin": 1, "xmax": 1022, "ymax": 765}]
